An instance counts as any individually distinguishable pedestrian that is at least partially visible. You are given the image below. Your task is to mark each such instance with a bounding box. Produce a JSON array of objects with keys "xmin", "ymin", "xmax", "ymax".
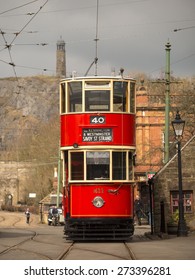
[
  {"xmin": 25, "ymin": 208, "xmax": 30, "ymax": 224},
  {"xmin": 134, "ymin": 195, "xmax": 143, "ymax": 225},
  {"xmin": 52, "ymin": 206, "xmax": 58, "ymax": 216},
  {"xmin": 51, "ymin": 206, "xmax": 59, "ymax": 225}
]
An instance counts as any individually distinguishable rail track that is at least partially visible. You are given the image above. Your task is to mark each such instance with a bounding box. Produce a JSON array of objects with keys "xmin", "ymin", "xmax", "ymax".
[
  {"xmin": 0, "ymin": 211, "xmax": 149, "ymax": 260},
  {"xmin": 58, "ymin": 241, "xmax": 137, "ymax": 260}
]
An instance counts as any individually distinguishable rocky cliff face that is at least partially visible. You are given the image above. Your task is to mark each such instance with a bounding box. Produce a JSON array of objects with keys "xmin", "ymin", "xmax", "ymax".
[
  {"xmin": 0, "ymin": 75, "xmax": 59, "ymax": 151},
  {"xmin": 0, "ymin": 75, "xmax": 60, "ymax": 205}
]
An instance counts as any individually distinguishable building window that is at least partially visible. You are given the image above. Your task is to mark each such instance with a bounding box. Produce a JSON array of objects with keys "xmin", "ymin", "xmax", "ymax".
[{"xmin": 170, "ymin": 191, "xmax": 193, "ymax": 214}]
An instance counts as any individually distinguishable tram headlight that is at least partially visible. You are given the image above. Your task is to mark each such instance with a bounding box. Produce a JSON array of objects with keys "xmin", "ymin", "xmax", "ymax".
[{"xmin": 92, "ymin": 196, "xmax": 105, "ymax": 208}]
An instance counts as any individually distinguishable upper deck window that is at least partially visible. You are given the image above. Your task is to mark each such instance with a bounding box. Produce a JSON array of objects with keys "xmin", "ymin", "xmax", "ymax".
[
  {"xmin": 67, "ymin": 82, "xmax": 82, "ymax": 112},
  {"xmin": 130, "ymin": 83, "xmax": 135, "ymax": 113},
  {"xmin": 60, "ymin": 83, "xmax": 66, "ymax": 113},
  {"xmin": 85, "ymin": 81, "xmax": 110, "ymax": 88},
  {"xmin": 61, "ymin": 78, "xmax": 136, "ymax": 114},
  {"xmin": 113, "ymin": 81, "xmax": 128, "ymax": 112},
  {"xmin": 85, "ymin": 90, "xmax": 110, "ymax": 111}
]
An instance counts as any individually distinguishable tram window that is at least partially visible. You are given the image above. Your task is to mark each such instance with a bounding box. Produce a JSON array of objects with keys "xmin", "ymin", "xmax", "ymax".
[
  {"xmin": 112, "ymin": 152, "xmax": 126, "ymax": 180},
  {"xmin": 86, "ymin": 151, "xmax": 110, "ymax": 180},
  {"xmin": 85, "ymin": 90, "xmax": 110, "ymax": 111},
  {"xmin": 70, "ymin": 152, "xmax": 84, "ymax": 180},
  {"xmin": 85, "ymin": 81, "xmax": 110, "ymax": 88},
  {"xmin": 113, "ymin": 81, "xmax": 128, "ymax": 112},
  {"xmin": 130, "ymin": 83, "xmax": 135, "ymax": 113},
  {"xmin": 67, "ymin": 82, "xmax": 82, "ymax": 112},
  {"xmin": 60, "ymin": 83, "xmax": 66, "ymax": 113},
  {"xmin": 128, "ymin": 152, "xmax": 133, "ymax": 180}
]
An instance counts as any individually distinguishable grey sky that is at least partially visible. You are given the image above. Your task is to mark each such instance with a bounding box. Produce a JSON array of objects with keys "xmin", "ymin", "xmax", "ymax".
[{"xmin": 0, "ymin": 0, "xmax": 195, "ymax": 79}]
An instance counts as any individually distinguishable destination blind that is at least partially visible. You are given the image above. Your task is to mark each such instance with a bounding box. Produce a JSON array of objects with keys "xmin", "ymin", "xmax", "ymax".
[{"xmin": 82, "ymin": 128, "xmax": 113, "ymax": 142}]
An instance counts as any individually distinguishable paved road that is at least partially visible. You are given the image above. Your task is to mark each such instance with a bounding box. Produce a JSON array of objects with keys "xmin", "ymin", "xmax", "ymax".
[{"xmin": 0, "ymin": 211, "xmax": 195, "ymax": 260}]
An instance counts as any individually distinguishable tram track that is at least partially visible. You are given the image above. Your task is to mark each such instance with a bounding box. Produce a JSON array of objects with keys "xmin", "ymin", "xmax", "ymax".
[
  {"xmin": 0, "ymin": 211, "xmax": 147, "ymax": 260},
  {"xmin": 0, "ymin": 212, "xmax": 66, "ymax": 260},
  {"xmin": 57, "ymin": 242, "xmax": 75, "ymax": 259},
  {"xmin": 124, "ymin": 242, "xmax": 137, "ymax": 260},
  {"xmin": 58, "ymin": 241, "xmax": 137, "ymax": 260},
  {"xmin": 0, "ymin": 227, "xmax": 64, "ymax": 260}
]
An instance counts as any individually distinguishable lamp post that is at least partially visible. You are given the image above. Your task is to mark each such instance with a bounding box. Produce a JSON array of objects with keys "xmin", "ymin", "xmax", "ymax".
[{"xmin": 171, "ymin": 110, "xmax": 188, "ymax": 237}]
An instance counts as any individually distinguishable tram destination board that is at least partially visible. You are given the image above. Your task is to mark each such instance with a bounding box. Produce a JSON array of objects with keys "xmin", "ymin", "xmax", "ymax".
[{"xmin": 82, "ymin": 128, "xmax": 113, "ymax": 142}]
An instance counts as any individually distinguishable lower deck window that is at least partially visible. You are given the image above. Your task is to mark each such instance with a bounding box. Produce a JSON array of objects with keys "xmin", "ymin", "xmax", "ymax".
[
  {"xmin": 69, "ymin": 150, "xmax": 134, "ymax": 181},
  {"xmin": 87, "ymin": 151, "xmax": 109, "ymax": 180},
  {"xmin": 112, "ymin": 152, "xmax": 126, "ymax": 180},
  {"xmin": 70, "ymin": 152, "xmax": 84, "ymax": 180}
]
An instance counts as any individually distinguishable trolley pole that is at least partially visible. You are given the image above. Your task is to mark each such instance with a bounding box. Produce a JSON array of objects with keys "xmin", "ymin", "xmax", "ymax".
[{"xmin": 164, "ymin": 41, "xmax": 171, "ymax": 163}]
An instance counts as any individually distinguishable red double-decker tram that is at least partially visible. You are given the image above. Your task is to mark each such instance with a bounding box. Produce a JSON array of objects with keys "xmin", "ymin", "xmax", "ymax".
[{"xmin": 60, "ymin": 75, "xmax": 136, "ymax": 240}]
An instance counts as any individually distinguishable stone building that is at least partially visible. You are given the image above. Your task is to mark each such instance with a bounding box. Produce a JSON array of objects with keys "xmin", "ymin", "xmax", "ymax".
[
  {"xmin": 0, "ymin": 161, "xmax": 33, "ymax": 207},
  {"xmin": 153, "ymin": 135, "xmax": 195, "ymax": 233}
]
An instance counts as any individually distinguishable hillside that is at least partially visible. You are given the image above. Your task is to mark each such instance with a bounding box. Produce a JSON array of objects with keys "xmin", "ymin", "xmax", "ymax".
[{"xmin": 0, "ymin": 75, "xmax": 60, "ymax": 155}]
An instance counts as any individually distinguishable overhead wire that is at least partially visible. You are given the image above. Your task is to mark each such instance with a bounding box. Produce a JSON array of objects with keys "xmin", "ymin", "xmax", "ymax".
[
  {"xmin": 0, "ymin": 0, "xmax": 40, "ymax": 15},
  {"xmin": 0, "ymin": 1, "xmax": 194, "ymax": 79},
  {"xmin": 0, "ymin": 0, "xmax": 49, "ymax": 82},
  {"xmin": 0, "ymin": 0, "xmax": 50, "ymax": 120},
  {"xmin": 9, "ymin": 0, "xmax": 49, "ymax": 46},
  {"xmin": 148, "ymin": 52, "xmax": 195, "ymax": 76}
]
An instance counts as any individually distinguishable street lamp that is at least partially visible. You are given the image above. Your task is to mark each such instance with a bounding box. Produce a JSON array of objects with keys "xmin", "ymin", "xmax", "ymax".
[{"xmin": 172, "ymin": 110, "xmax": 188, "ymax": 237}]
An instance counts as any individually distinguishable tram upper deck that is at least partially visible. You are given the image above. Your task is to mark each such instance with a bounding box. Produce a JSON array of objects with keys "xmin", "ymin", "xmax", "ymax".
[
  {"xmin": 60, "ymin": 76, "xmax": 136, "ymax": 149},
  {"xmin": 60, "ymin": 76, "xmax": 136, "ymax": 114}
]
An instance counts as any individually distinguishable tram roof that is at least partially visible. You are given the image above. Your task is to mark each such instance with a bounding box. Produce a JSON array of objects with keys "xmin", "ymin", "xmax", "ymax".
[{"xmin": 60, "ymin": 75, "xmax": 136, "ymax": 82}]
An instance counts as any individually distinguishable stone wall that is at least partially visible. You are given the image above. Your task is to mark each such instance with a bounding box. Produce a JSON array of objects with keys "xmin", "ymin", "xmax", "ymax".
[
  {"xmin": 153, "ymin": 135, "xmax": 195, "ymax": 233},
  {"xmin": 0, "ymin": 161, "xmax": 32, "ymax": 207}
]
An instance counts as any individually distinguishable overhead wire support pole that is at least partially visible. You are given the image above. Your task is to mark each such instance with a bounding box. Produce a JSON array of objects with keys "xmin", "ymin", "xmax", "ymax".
[
  {"xmin": 151, "ymin": 41, "xmax": 171, "ymax": 163},
  {"xmin": 164, "ymin": 41, "xmax": 171, "ymax": 164},
  {"xmin": 152, "ymin": 42, "xmax": 183, "ymax": 163}
]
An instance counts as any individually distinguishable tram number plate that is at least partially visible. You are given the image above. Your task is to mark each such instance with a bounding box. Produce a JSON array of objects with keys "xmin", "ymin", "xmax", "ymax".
[
  {"xmin": 82, "ymin": 128, "xmax": 113, "ymax": 142},
  {"xmin": 90, "ymin": 116, "xmax": 106, "ymax": 124}
]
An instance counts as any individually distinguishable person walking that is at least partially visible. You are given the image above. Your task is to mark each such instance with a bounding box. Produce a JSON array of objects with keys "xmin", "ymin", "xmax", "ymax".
[
  {"xmin": 25, "ymin": 208, "xmax": 30, "ymax": 224},
  {"xmin": 134, "ymin": 195, "xmax": 143, "ymax": 226},
  {"xmin": 52, "ymin": 206, "xmax": 59, "ymax": 226}
]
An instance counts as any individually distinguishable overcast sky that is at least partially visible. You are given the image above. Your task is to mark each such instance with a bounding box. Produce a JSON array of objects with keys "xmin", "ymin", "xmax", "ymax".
[{"xmin": 0, "ymin": 0, "xmax": 195, "ymax": 79}]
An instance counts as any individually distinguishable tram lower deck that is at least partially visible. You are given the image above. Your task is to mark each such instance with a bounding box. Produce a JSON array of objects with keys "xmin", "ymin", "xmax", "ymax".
[{"xmin": 64, "ymin": 183, "xmax": 134, "ymax": 241}]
